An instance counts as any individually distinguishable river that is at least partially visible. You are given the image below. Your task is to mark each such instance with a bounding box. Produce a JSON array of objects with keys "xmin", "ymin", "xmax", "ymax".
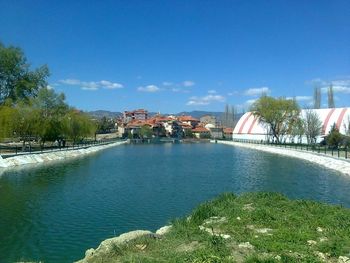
[{"xmin": 0, "ymin": 143, "xmax": 349, "ymax": 262}]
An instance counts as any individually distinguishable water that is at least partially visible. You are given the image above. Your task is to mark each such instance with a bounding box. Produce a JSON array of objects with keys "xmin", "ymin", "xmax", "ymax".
[{"xmin": 0, "ymin": 143, "xmax": 350, "ymax": 262}]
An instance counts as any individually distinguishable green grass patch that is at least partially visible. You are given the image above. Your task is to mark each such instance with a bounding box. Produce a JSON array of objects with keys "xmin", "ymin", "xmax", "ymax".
[{"xmin": 80, "ymin": 192, "xmax": 350, "ymax": 263}]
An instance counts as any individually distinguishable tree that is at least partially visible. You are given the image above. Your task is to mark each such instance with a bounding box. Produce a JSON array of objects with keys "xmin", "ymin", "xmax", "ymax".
[
  {"xmin": 32, "ymin": 88, "xmax": 68, "ymax": 146},
  {"xmin": 327, "ymin": 124, "xmax": 342, "ymax": 148},
  {"xmin": 344, "ymin": 116, "xmax": 350, "ymax": 136},
  {"xmin": 140, "ymin": 125, "xmax": 153, "ymax": 138},
  {"xmin": 63, "ymin": 110, "xmax": 96, "ymax": 144},
  {"xmin": 289, "ymin": 117, "xmax": 304, "ymax": 143},
  {"xmin": 0, "ymin": 105, "xmax": 17, "ymax": 140},
  {"xmin": 96, "ymin": 116, "xmax": 115, "ymax": 134},
  {"xmin": 303, "ymin": 109, "xmax": 323, "ymax": 144},
  {"xmin": 12, "ymin": 101, "xmax": 41, "ymax": 150},
  {"xmin": 0, "ymin": 42, "xmax": 49, "ymax": 104},
  {"xmin": 251, "ymin": 96, "xmax": 300, "ymax": 143}
]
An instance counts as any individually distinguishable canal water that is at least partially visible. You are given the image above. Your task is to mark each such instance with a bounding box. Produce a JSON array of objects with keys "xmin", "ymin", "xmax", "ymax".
[{"xmin": 0, "ymin": 143, "xmax": 350, "ymax": 262}]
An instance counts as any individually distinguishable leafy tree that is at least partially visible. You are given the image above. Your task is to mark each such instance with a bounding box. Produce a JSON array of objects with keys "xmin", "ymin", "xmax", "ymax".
[
  {"xmin": 32, "ymin": 88, "xmax": 68, "ymax": 146},
  {"xmin": 12, "ymin": 101, "xmax": 41, "ymax": 150},
  {"xmin": 62, "ymin": 110, "xmax": 97, "ymax": 144},
  {"xmin": 327, "ymin": 124, "xmax": 342, "ymax": 148},
  {"xmin": 251, "ymin": 96, "xmax": 300, "ymax": 143},
  {"xmin": 96, "ymin": 116, "xmax": 115, "ymax": 134},
  {"xmin": 344, "ymin": 116, "xmax": 350, "ymax": 136},
  {"xmin": 0, "ymin": 42, "xmax": 49, "ymax": 104},
  {"xmin": 289, "ymin": 117, "xmax": 304, "ymax": 143},
  {"xmin": 303, "ymin": 109, "xmax": 323, "ymax": 144},
  {"xmin": 0, "ymin": 105, "xmax": 17, "ymax": 140},
  {"xmin": 184, "ymin": 129, "xmax": 194, "ymax": 138},
  {"xmin": 140, "ymin": 125, "xmax": 153, "ymax": 138}
]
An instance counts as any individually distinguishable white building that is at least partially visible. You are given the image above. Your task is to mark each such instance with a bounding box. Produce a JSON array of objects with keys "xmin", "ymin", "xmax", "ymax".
[{"xmin": 233, "ymin": 108, "xmax": 350, "ymax": 143}]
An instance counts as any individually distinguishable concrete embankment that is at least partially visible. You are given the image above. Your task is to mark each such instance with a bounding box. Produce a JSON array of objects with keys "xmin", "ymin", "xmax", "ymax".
[
  {"xmin": 0, "ymin": 141, "xmax": 127, "ymax": 169},
  {"xmin": 214, "ymin": 140, "xmax": 350, "ymax": 176}
]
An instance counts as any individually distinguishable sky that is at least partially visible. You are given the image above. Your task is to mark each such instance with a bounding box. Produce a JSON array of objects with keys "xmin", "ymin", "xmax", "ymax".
[{"xmin": 1, "ymin": 0, "xmax": 349, "ymax": 113}]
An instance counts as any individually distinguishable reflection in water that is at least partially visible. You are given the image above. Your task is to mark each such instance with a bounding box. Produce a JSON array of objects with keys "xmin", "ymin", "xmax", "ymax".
[{"xmin": 0, "ymin": 143, "xmax": 349, "ymax": 263}]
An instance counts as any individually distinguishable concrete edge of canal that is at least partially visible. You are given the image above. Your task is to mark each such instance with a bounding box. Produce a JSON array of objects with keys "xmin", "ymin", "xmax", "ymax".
[{"xmin": 214, "ymin": 140, "xmax": 350, "ymax": 176}]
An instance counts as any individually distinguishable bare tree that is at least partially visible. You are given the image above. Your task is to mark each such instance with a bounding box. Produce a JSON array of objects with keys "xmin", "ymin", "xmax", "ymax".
[
  {"xmin": 313, "ymin": 86, "xmax": 321, "ymax": 109},
  {"xmin": 344, "ymin": 116, "xmax": 350, "ymax": 136},
  {"xmin": 303, "ymin": 109, "xmax": 322, "ymax": 144},
  {"xmin": 328, "ymin": 84, "xmax": 335, "ymax": 108}
]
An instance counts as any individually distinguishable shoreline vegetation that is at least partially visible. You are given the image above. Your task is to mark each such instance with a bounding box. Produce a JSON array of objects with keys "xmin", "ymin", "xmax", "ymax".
[
  {"xmin": 76, "ymin": 192, "xmax": 350, "ymax": 263},
  {"xmin": 215, "ymin": 140, "xmax": 350, "ymax": 176}
]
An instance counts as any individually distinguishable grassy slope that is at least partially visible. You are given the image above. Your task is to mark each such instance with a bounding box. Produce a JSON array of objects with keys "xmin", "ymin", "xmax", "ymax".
[{"xmin": 83, "ymin": 192, "xmax": 350, "ymax": 262}]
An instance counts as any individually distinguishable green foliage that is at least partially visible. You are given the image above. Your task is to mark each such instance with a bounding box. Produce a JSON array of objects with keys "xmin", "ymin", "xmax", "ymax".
[
  {"xmin": 96, "ymin": 116, "xmax": 115, "ymax": 134},
  {"xmin": 184, "ymin": 129, "xmax": 194, "ymax": 138},
  {"xmin": 140, "ymin": 125, "xmax": 153, "ymax": 138},
  {"xmin": 63, "ymin": 110, "xmax": 97, "ymax": 143},
  {"xmin": 0, "ymin": 42, "xmax": 49, "ymax": 104},
  {"xmin": 0, "ymin": 105, "xmax": 17, "ymax": 140},
  {"xmin": 327, "ymin": 124, "xmax": 342, "ymax": 148},
  {"xmin": 251, "ymin": 96, "xmax": 300, "ymax": 143}
]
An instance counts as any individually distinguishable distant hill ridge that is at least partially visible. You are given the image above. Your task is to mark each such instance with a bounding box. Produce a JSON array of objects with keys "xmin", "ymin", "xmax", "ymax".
[{"xmin": 88, "ymin": 110, "xmax": 243, "ymax": 121}]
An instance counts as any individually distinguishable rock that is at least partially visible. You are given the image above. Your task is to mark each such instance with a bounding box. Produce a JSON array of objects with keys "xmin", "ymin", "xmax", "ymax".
[
  {"xmin": 238, "ymin": 242, "xmax": 254, "ymax": 249},
  {"xmin": 135, "ymin": 244, "xmax": 147, "ymax": 250},
  {"xmin": 319, "ymin": 237, "xmax": 328, "ymax": 242},
  {"xmin": 236, "ymin": 217, "xmax": 241, "ymax": 220},
  {"xmin": 316, "ymin": 251, "xmax": 327, "ymax": 261},
  {"xmin": 203, "ymin": 216, "xmax": 227, "ymax": 225},
  {"xmin": 307, "ymin": 240, "xmax": 317, "ymax": 246},
  {"xmin": 243, "ymin": 203, "xmax": 254, "ymax": 211},
  {"xmin": 255, "ymin": 228, "xmax": 273, "ymax": 234},
  {"xmin": 221, "ymin": 234, "xmax": 231, "ymax": 239},
  {"xmin": 155, "ymin": 225, "xmax": 172, "ymax": 236},
  {"xmin": 338, "ymin": 256, "xmax": 350, "ymax": 263},
  {"xmin": 275, "ymin": 255, "xmax": 281, "ymax": 260},
  {"xmin": 85, "ymin": 248, "xmax": 95, "ymax": 258},
  {"xmin": 317, "ymin": 227, "xmax": 324, "ymax": 232},
  {"xmin": 76, "ymin": 230, "xmax": 152, "ymax": 262}
]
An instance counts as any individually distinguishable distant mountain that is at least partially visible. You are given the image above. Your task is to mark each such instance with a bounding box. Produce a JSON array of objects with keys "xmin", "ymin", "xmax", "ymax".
[
  {"xmin": 88, "ymin": 110, "xmax": 244, "ymax": 122},
  {"xmin": 175, "ymin": 111, "xmax": 224, "ymax": 119},
  {"xmin": 88, "ymin": 110, "xmax": 122, "ymax": 119}
]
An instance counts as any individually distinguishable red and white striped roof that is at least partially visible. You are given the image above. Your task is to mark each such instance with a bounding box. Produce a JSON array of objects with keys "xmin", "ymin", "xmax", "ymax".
[{"xmin": 233, "ymin": 108, "xmax": 350, "ymax": 135}]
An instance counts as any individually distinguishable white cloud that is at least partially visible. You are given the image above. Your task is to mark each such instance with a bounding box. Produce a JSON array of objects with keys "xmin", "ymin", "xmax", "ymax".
[
  {"xmin": 137, "ymin": 85, "xmax": 160, "ymax": 92},
  {"xmin": 208, "ymin": 89, "xmax": 217, "ymax": 94},
  {"xmin": 310, "ymin": 78, "xmax": 350, "ymax": 94},
  {"xmin": 81, "ymin": 86, "xmax": 98, "ymax": 91},
  {"xmin": 245, "ymin": 99, "xmax": 257, "ymax": 105},
  {"xmin": 244, "ymin": 87, "xmax": 270, "ymax": 96},
  {"xmin": 187, "ymin": 94, "xmax": 225, "ymax": 106},
  {"xmin": 59, "ymin": 79, "xmax": 123, "ymax": 91},
  {"xmin": 183, "ymin": 80, "xmax": 195, "ymax": 87},
  {"xmin": 47, "ymin": 85, "xmax": 54, "ymax": 90},
  {"xmin": 162, "ymin": 81, "xmax": 173, "ymax": 86}
]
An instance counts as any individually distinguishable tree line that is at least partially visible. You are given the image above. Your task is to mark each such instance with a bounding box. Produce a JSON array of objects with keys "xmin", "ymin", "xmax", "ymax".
[{"xmin": 0, "ymin": 42, "xmax": 97, "ymax": 148}]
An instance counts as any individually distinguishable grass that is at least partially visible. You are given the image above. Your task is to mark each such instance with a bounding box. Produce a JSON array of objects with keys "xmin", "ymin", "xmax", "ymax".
[{"xmin": 80, "ymin": 192, "xmax": 350, "ymax": 262}]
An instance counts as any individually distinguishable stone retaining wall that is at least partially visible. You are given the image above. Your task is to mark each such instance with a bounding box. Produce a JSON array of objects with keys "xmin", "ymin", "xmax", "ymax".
[{"xmin": 0, "ymin": 141, "xmax": 127, "ymax": 169}]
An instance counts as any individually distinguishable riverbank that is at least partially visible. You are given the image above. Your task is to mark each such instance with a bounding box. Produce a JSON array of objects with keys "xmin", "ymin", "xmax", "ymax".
[
  {"xmin": 0, "ymin": 140, "xmax": 127, "ymax": 169},
  {"xmin": 77, "ymin": 192, "xmax": 350, "ymax": 262},
  {"xmin": 215, "ymin": 140, "xmax": 350, "ymax": 176}
]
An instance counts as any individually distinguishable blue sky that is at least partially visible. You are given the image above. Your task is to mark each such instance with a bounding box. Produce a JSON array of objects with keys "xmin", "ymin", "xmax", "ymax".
[{"xmin": 1, "ymin": 0, "xmax": 349, "ymax": 113}]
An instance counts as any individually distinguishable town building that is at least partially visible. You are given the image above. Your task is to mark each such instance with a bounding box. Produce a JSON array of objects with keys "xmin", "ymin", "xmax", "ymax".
[
  {"xmin": 123, "ymin": 109, "xmax": 148, "ymax": 123},
  {"xmin": 200, "ymin": 115, "xmax": 217, "ymax": 126}
]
